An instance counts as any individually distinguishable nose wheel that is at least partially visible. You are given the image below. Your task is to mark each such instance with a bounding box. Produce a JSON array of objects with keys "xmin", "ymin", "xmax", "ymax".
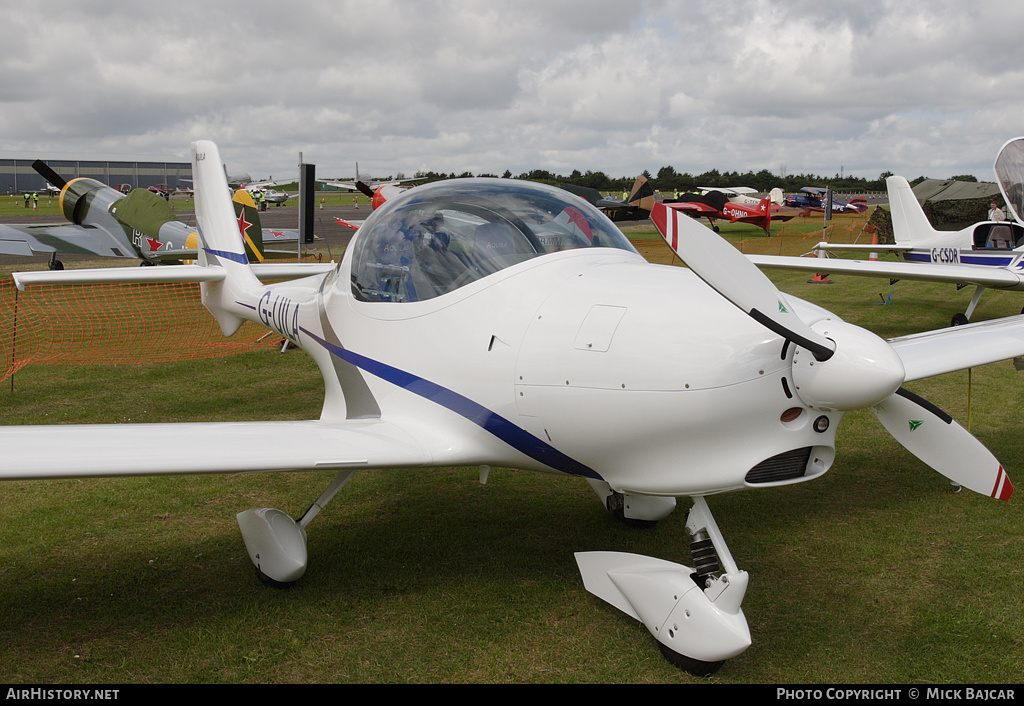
[{"xmin": 576, "ymin": 496, "xmax": 751, "ymax": 676}]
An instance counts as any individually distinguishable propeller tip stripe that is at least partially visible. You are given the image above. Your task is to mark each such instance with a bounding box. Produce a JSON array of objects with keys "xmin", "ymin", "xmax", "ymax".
[{"xmin": 993, "ymin": 466, "xmax": 1013, "ymax": 500}]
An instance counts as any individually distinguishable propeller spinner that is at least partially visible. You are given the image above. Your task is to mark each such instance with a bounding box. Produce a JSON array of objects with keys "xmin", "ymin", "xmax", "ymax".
[{"xmin": 651, "ymin": 203, "xmax": 1012, "ymax": 500}]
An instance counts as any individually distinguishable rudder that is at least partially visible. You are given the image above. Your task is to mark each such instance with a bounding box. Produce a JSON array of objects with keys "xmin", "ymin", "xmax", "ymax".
[
  {"xmin": 191, "ymin": 140, "xmax": 263, "ymax": 335},
  {"xmin": 232, "ymin": 190, "xmax": 267, "ymax": 263},
  {"xmin": 886, "ymin": 175, "xmax": 935, "ymax": 245}
]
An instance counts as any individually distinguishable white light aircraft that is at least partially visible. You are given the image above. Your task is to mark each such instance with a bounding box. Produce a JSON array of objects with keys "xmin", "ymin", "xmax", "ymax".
[
  {"xmin": 1, "ymin": 140, "xmax": 1020, "ymax": 676},
  {"xmin": 699, "ymin": 186, "xmax": 784, "ymax": 207},
  {"xmin": 748, "ymin": 137, "xmax": 1024, "ymax": 326},
  {"xmin": 242, "ymin": 186, "xmax": 294, "ymax": 206},
  {"xmin": 321, "ymin": 162, "xmax": 421, "ymax": 194}
]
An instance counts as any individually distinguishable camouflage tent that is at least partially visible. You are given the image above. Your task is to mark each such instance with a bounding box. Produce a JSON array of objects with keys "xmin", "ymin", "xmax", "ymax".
[
  {"xmin": 912, "ymin": 179, "xmax": 1003, "ymax": 229},
  {"xmin": 911, "ymin": 179, "xmax": 1002, "ymax": 202}
]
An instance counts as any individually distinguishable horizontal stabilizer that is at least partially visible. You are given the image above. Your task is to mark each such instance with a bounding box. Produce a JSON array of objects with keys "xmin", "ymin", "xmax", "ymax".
[
  {"xmin": 11, "ymin": 262, "xmax": 335, "ymax": 290},
  {"xmin": 13, "ymin": 264, "xmax": 225, "ymax": 290}
]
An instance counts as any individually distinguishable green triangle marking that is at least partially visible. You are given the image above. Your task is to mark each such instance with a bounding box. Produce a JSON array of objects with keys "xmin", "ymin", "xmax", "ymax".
[
  {"xmin": 778, "ymin": 300, "xmax": 789, "ymax": 314},
  {"xmin": 908, "ymin": 420, "xmax": 923, "ymax": 432}
]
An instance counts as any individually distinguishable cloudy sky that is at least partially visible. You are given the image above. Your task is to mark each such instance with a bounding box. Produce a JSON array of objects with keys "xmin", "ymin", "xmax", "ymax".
[{"xmin": 2, "ymin": 0, "xmax": 1023, "ymax": 184}]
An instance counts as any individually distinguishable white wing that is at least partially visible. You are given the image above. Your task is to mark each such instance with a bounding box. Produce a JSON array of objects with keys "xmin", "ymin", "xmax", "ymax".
[
  {"xmin": 0, "ymin": 420, "xmax": 429, "ymax": 481},
  {"xmin": 889, "ymin": 314, "xmax": 1024, "ymax": 381},
  {"xmin": 747, "ymin": 254, "xmax": 1024, "ymax": 289}
]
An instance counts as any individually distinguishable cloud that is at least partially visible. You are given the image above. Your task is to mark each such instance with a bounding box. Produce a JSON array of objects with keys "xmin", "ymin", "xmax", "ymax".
[{"xmin": 1, "ymin": 0, "xmax": 1022, "ymax": 181}]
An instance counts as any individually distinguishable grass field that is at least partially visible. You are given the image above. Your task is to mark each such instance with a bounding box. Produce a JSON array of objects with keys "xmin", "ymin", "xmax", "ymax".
[{"xmin": 0, "ymin": 222, "xmax": 1022, "ymax": 684}]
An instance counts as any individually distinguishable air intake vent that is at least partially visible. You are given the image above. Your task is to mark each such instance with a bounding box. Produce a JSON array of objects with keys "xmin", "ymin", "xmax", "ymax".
[{"xmin": 745, "ymin": 447, "xmax": 812, "ymax": 484}]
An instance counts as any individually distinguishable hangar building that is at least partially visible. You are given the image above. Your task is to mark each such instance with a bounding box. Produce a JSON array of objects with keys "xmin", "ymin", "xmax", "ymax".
[{"xmin": 0, "ymin": 151, "xmax": 191, "ymax": 194}]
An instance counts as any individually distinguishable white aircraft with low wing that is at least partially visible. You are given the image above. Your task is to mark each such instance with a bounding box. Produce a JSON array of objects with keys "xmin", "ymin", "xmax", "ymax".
[
  {"xmin": 698, "ymin": 186, "xmax": 785, "ymax": 206},
  {"xmin": 321, "ymin": 162, "xmax": 421, "ymax": 194},
  {"xmin": 241, "ymin": 185, "xmax": 294, "ymax": 205},
  {"xmin": 1, "ymin": 140, "xmax": 1020, "ymax": 676},
  {"xmin": 748, "ymin": 137, "xmax": 1024, "ymax": 326}
]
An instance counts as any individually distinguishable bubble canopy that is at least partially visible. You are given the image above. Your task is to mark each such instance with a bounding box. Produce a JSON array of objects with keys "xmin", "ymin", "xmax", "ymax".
[
  {"xmin": 995, "ymin": 137, "xmax": 1024, "ymax": 225},
  {"xmin": 348, "ymin": 178, "xmax": 639, "ymax": 303}
]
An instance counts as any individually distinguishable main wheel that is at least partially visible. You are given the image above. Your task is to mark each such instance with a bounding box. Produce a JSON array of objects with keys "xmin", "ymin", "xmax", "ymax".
[{"xmin": 951, "ymin": 312, "xmax": 969, "ymax": 326}]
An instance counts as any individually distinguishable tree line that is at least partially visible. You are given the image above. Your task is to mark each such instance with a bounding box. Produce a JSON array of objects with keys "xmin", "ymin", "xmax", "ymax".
[{"xmin": 409, "ymin": 166, "xmax": 982, "ymax": 194}]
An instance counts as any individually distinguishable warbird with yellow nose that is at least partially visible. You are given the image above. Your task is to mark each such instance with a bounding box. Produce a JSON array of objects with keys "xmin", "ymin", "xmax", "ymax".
[
  {"xmin": 0, "ymin": 141, "xmax": 1017, "ymax": 676},
  {"xmin": 0, "ymin": 159, "xmax": 302, "ymax": 267}
]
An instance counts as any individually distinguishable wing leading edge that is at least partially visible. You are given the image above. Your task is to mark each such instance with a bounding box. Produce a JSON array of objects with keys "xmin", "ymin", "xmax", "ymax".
[
  {"xmin": 0, "ymin": 420, "xmax": 430, "ymax": 481},
  {"xmin": 747, "ymin": 253, "xmax": 1024, "ymax": 290},
  {"xmin": 889, "ymin": 313, "xmax": 1024, "ymax": 381}
]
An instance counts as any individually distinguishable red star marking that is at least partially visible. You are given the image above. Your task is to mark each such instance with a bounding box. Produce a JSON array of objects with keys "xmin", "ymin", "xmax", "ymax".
[
  {"xmin": 146, "ymin": 238, "xmax": 163, "ymax": 251},
  {"xmin": 564, "ymin": 206, "xmax": 593, "ymax": 241},
  {"xmin": 236, "ymin": 209, "xmax": 252, "ymax": 236},
  {"xmin": 268, "ymin": 230, "xmax": 287, "ymax": 238}
]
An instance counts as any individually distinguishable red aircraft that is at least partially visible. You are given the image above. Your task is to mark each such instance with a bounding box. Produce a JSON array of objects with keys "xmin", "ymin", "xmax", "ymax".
[{"xmin": 665, "ymin": 190, "xmax": 789, "ymax": 234}]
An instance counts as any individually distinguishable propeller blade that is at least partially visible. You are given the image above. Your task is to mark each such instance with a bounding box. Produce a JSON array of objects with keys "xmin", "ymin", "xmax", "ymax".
[
  {"xmin": 32, "ymin": 160, "xmax": 68, "ymax": 190},
  {"xmin": 871, "ymin": 388, "xmax": 1013, "ymax": 500},
  {"xmin": 651, "ymin": 202, "xmax": 835, "ymax": 361},
  {"xmin": 355, "ymin": 181, "xmax": 375, "ymax": 199}
]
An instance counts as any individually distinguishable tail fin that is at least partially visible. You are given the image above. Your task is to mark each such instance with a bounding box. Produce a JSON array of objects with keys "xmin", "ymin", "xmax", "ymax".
[
  {"xmin": 847, "ymin": 196, "xmax": 868, "ymax": 213},
  {"xmin": 756, "ymin": 196, "xmax": 772, "ymax": 233},
  {"xmin": 769, "ymin": 187, "xmax": 784, "ymax": 205},
  {"xmin": 886, "ymin": 175, "xmax": 935, "ymax": 245},
  {"xmin": 626, "ymin": 175, "xmax": 657, "ymax": 213},
  {"xmin": 232, "ymin": 189, "xmax": 267, "ymax": 263},
  {"xmin": 192, "ymin": 140, "xmax": 262, "ymax": 335}
]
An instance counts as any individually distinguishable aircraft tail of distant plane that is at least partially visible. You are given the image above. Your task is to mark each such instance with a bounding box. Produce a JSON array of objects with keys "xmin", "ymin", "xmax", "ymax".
[
  {"xmin": 754, "ymin": 196, "xmax": 773, "ymax": 232},
  {"xmin": 625, "ymin": 175, "xmax": 657, "ymax": 213},
  {"xmin": 12, "ymin": 141, "xmax": 330, "ymax": 296},
  {"xmin": 231, "ymin": 189, "xmax": 268, "ymax": 263},
  {"xmin": 769, "ymin": 187, "xmax": 784, "ymax": 205},
  {"xmin": 847, "ymin": 196, "xmax": 868, "ymax": 212}
]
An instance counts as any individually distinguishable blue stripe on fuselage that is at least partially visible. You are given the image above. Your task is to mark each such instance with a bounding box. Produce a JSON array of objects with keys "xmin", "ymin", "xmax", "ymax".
[
  {"xmin": 961, "ymin": 254, "xmax": 1014, "ymax": 266},
  {"xmin": 300, "ymin": 327, "xmax": 602, "ymax": 480},
  {"xmin": 903, "ymin": 251, "xmax": 1015, "ymax": 266},
  {"xmin": 204, "ymin": 248, "xmax": 249, "ymax": 264}
]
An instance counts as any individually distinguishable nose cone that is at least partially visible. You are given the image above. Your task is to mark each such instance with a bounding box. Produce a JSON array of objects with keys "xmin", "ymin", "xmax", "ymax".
[{"xmin": 791, "ymin": 319, "xmax": 905, "ymax": 411}]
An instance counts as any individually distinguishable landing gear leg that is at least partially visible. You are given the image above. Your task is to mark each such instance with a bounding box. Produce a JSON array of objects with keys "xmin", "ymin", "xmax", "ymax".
[
  {"xmin": 575, "ymin": 495, "xmax": 751, "ymax": 676},
  {"xmin": 237, "ymin": 470, "xmax": 357, "ymax": 587},
  {"xmin": 953, "ymin": 285, "xmax": 986, "ymax": 326}
]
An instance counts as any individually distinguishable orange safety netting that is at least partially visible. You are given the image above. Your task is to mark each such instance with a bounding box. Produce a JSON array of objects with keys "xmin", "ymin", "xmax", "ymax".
[
  {"xmin": 0, "ymin": 278, "xmax": 279, "ymax": 382},
  {"xmin": 736, "ymin": 217, "xmax": 877, "ymax": 258}
]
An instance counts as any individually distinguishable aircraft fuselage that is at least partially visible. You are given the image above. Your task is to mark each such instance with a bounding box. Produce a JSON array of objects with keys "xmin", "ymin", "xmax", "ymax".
[{"xmin": 267, "ymin": 248, "xmax": 839, "ymax": 498}]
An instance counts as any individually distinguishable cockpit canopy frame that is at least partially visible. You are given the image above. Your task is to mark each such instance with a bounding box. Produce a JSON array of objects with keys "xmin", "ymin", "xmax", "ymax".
[{"xmin": 348, "ymin": 178, "xmax": 639, "ymax": 303}]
